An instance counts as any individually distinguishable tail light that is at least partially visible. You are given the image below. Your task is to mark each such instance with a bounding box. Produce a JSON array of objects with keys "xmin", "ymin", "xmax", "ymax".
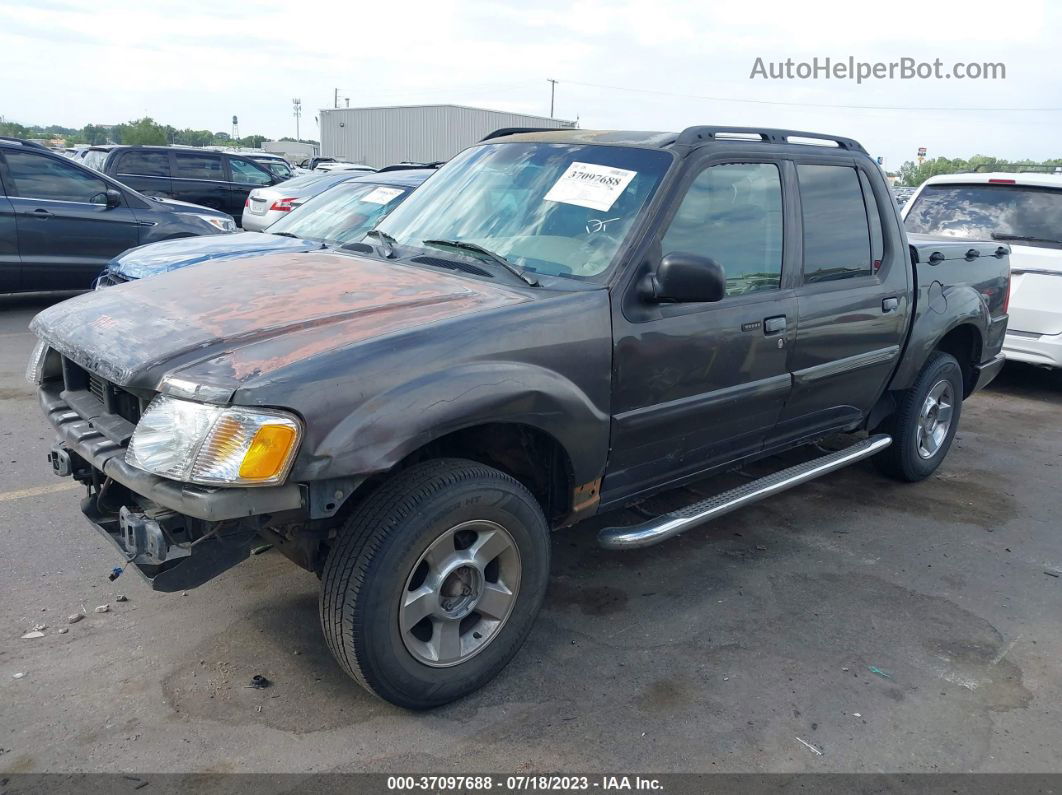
[
  {"xmin": 244, "ymin": 197, "xmax": 250, "ymax": 207},
  {"xmin": 1003, "ymin": 269, "xmax": 1011, "ymax": 314},
  {"xmin": 269, "ymin": 198, "xmax": 298, "ymax": 212},
  {"xmin": 988, "ymin": 178, "xmax": 1016, "ymax": 184}
]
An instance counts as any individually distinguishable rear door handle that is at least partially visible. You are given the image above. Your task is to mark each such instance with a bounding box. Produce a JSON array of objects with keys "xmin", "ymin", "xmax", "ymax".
[
  {"xmin": 763, "ymin": 316, "xmax": 787, "ymax": 335},
  {"xmin": 31, "ymin": 208, "xmax": 53, "ymax": 219},
  {"xmin": 882, "ymin": 297, "xmax": 899, "ymax": 313}
]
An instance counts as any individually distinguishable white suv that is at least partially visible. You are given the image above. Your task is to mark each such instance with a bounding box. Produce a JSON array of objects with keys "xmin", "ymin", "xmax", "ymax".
[{"xmin": 903, "ymin": 171, "xmax": 1062, "ymax": 369}]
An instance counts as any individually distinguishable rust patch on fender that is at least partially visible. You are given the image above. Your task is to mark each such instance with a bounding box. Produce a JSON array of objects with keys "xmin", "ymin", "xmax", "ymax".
[{"xmin": 569, "ymin": 477, "xmax": 603, "ymax": 515}]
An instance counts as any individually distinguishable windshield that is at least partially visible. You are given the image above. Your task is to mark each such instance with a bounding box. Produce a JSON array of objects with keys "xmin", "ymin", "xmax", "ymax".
[
  {"xmin": 272, "ymin": 172, "xmax": 337, "ymax": 191},
  {"xmin": 373, "ymin": 143, "xmax": 672, "ymax": 280},
  {"xmin": 905, "ymin": 183, "xmax": 1062, "ymax": 247},
  {"xmin": 268, "ymin": 180, "xmax": 411, "ymax": 243}
]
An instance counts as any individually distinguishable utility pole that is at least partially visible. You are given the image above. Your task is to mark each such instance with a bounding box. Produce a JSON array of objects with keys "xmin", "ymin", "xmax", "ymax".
[
  {"xmin": 547, "ymin": 78, "xmax": 558, "ymax": 118},
  {"xmin": 334, "ymin": 88, "xmax": 339, "ymax": 109},
  {"xmin": 293, "ymin": 98, "xmax": 302, "ymax": 142}
]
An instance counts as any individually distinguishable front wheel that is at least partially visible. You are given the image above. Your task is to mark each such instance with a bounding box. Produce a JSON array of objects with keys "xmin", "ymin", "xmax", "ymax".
[
  {"xmin": 319, "ymin": 458, "xmax": 551, "ymax": 709},
  {"xmin": 874, "ymin": 351, "xmax": 964, "ymax": 482}
]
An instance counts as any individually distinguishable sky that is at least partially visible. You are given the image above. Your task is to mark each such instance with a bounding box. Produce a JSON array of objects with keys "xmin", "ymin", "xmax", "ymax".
[{"xmin": 2, "ymin": 0, "xmax": 1060, "ymax": 170}]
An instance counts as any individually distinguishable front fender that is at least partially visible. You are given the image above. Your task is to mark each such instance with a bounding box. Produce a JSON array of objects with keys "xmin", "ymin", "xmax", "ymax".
[{"xmin": 303, "ymin": 361, "xmax": 610, "ymax": 485}]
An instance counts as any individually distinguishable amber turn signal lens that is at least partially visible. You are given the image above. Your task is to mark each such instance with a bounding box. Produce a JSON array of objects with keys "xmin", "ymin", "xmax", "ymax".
[{"xmin": 239, "ymin": 425, "xmax": 298, "ymax": 480}]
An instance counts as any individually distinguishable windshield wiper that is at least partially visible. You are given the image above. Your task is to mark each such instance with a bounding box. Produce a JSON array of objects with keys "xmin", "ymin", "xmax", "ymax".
[
  {"xmin": 422, "ymin": 239, "xmax": 538, "ymax": 286},
  {"xmin": 271, "ymin": 231, "xmax": 300, "ymax": 238},
  {"xmin": 365, "ymin": 229, "xmax": 397, "ymax": 258},
  {"xmin": 991, "ymin": 232, "xmax": 1062, "ymax": 245}
]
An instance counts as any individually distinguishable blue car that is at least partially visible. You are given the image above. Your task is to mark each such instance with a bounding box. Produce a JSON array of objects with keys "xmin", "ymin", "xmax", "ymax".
[{"xmin": 97, "ymin": 169, "xmax": 435, "ymax": 285}]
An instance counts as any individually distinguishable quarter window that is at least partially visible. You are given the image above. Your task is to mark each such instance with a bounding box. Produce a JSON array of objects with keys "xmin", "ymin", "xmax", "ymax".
[
  {"xmin": 661, "ymin": 162, "xmax": 784, "ymax": 296},
  {"xmin": 798, "ymin": 164, "xmax": 873, "ymax": 282},
  {"xmin": 174, "ymin": 152, "xmax": 223, "ymax": 180},
  {"xmin": 229, "ymin": 158, "xmax": 273, "ymax": 185},
  {"xmin": 117, "ymin": 150, "xmax": 170, "ymax": 177},
  {"xmin": 3, "ymin": 150, "xmax": 110, "ymax": 203}
]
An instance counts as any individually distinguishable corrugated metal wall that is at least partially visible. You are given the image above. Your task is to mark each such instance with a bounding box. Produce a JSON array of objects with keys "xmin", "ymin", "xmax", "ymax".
[{"xmin": 319, "ymin": 105, "xmax": 575, "ymax": 168}]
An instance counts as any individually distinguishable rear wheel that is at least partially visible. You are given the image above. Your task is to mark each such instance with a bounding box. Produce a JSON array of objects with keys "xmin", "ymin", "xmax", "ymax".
[
  {"xmin": 874, "ymin": 351, "xmax": 964, "ymax": 482},
  {"xmin": 320, "ymin": 458, "xmax": 550, "ymax": 709}
]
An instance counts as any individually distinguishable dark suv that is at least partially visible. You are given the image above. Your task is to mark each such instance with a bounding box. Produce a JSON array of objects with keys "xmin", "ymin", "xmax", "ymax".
[
  {"xmin": 0, "ymin": 138, "xmax": 235, "ymax": 292},
  {"xmin": 84, "ymin": 145, "xmax": 284, "ymax": 223}
]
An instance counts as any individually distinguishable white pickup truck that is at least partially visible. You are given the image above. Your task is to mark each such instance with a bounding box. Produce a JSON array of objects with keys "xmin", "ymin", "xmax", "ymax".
[{"xmin": 904, "ymin": 171, "xmax": 1062, "ymax": 369}]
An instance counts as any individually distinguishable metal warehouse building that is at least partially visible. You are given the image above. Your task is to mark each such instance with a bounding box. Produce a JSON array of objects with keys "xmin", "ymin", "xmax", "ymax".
[{"xmin": 319, "ymin": 104, "xmax": 576, "ymax": 168}]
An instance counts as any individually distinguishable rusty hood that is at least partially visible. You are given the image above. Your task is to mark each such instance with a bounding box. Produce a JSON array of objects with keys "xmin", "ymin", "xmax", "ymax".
[{"xmin": 31, "ymin": 250, "xmax": 529, "ymax": 396}]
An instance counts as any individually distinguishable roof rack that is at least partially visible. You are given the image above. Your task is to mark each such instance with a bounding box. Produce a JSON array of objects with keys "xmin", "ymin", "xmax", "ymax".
[
  {"xmin": 674, "ymin": 126, "xmax": 866, "ymax": 153},
  {"xmin": 967, "ymin": 163, "xmax": 1062, "ymax": 174},
  {"xmin": 375, "ymin": 161, "xmax": 445, "ymax": 172},
  {"xmin": 0, "ymin": 136, "xmax": 50, "ymax": 150},
  {"xmin": 480, "ymin": 127, "xmax": 571, "ymax": 142}
]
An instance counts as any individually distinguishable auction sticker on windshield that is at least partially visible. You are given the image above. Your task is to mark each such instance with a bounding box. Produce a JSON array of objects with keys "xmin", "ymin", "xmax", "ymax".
[
  {"xmin": 544, "ymin": 162, "xmax": 638, "ymax": 212},
  {"xmin": 361, "ymin": 186, "xmax": 406, "ymax": 205}
]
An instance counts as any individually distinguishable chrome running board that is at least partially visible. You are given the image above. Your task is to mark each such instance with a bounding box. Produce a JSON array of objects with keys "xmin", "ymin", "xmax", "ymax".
[{"xmin": 598, "ymin": 434, "xmax": 892, "ymax": 550}]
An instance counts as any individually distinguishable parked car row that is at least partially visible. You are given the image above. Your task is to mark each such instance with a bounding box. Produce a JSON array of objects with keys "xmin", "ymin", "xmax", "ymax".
[
  {"xmin": 99, "ymin": 168, "xmax": 434, "ymax": 284},
  {"xmin": 78, "ymin": 144, "xmax": 283, "ymax": 222},
  {"xmin": 0, "ymin": 137, "xmax": 234, "ymax": 292}
]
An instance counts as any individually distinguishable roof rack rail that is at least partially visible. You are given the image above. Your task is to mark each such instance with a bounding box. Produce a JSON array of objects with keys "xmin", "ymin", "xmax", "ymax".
[
  {"xmin": 0, "ymin": 136, "xmax": 50, "ymax": 150},
  {"xmin": 967, "ymin": 163, "xmax": 1062, "ymax": 174},
  {"xmin": 480, "ymin": 127, "xmax": 569, "ymax": 142},
  {"xmin": 375, "ymin": 161, "xmax": 446, "ymax": 172},
  {"xmin": 674, "ymin": 126, "xmax": 866, "ymax": 153}
]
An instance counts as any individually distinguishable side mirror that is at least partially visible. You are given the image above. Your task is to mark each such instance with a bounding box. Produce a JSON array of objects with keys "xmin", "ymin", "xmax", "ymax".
[
  {"xmin": 643, "ymin": 252, "xmax": 726, "ymax": 303},
  {"xmin": 103, "ymin": 189, "xmax": 122, "ymax": 209}
]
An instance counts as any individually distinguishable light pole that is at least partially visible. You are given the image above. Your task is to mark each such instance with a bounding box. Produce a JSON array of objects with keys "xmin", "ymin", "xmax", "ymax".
[
  {"xmin": 293, "ymin": 98, "xmax": 302, "ymax": 142},
  {"xmin": 547, "ymin": 78, "xmax": 558, "ymax": 118}
]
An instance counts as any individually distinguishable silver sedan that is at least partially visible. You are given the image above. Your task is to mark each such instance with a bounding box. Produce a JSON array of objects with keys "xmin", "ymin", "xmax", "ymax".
[{"xmin": 242, "ymin": 170, "xmax": 375, "ymax": 231}]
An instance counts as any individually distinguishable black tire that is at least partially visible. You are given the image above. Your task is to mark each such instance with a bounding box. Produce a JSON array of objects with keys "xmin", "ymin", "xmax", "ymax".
[
  {"xmin": 319, "ymin": 458, "xmax": 550, "ymax": 709},
  {"xmin": 874, "ymin": 351, "xmax": 964, "ymax": 482}
]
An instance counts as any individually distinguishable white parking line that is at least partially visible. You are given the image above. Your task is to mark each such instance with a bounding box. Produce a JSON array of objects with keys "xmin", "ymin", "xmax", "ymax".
[{"xmin": 0, "ymin": 482, "xmax": 81, "ymax": 503}]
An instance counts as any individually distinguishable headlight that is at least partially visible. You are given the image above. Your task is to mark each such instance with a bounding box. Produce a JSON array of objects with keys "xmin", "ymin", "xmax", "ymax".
[
  {"xmin": 126, "ymin": 395, "xmax": 301, "ymax": 486},
  {"xmin": 25, "ymin": 339, "xmax": 47, "ymax": 384},
  {"xmin": 195, "ymin": 214, "xmax": 237, "ymax": 233}
]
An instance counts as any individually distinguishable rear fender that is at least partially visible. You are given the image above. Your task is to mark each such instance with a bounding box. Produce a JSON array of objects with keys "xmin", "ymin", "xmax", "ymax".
[{"xmin": 888, "ymin": 282, "xmax": 988, "ymax": 391}]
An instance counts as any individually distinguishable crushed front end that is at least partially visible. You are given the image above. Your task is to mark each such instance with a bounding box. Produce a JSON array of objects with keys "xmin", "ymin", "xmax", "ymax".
[{"xmin": 33, "ymin": 343, "xmax": 305, "ymax": 592}]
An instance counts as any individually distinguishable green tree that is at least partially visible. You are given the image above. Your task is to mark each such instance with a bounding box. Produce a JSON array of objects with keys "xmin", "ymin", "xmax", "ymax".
[
  {"xmin": 899, "ymin": 154, "xmax": 1062, "ymax": 186},
  {"xmin": 121, "ymin": 117, "xmax": 167, "ymax": 146}
]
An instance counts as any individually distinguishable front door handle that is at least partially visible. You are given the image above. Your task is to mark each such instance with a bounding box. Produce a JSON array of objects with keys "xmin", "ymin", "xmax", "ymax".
[
  {"xmin": 763, "ymin": 316, "xmax": 787, "ymax": 335},
  {"xmin": 882, "ymin": 297, "xmax": 899, "ymax": 313},
  {"xmin": 31, "ymin": 208, "xmax": 53, "ymax": 219}
]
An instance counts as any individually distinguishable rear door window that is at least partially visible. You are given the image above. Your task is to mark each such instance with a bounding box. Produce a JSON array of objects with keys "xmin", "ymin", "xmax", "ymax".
[
  {"xmin": 2, "ymin": 149, "xmax": 110, "ymax": 203},
  {"xmin": 174, "ymin": 152, "xmax": 224, "ymax": 181},
  {"xmin": 798, "ymin": 164, "xmax": 873, "ymax": 282},
  {"xmin": 229, "ymin": 157, "xmax": 273, "ymax": 185},
  {"xmin": 117, "ymin": 150, "xmax": 171, "ymax": 178}
]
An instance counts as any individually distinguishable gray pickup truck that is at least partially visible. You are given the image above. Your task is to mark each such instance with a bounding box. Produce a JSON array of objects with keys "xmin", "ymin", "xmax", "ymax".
[{"xmin": 28, "ymin": 126, "xmax": 1009, "ymax": 708}]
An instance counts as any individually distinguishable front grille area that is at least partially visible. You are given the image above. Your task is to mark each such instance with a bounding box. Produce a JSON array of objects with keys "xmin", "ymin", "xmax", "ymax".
[
  {"xmin": 88, "ymin": 373, "xmax": 106, "ymax": 403},
  {"xmin": 60, "ymin": 356, "xmax": 147, "ymax": 427}
]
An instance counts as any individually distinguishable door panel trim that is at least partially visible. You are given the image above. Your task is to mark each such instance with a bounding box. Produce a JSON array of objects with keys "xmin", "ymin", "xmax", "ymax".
[
  {"xmin": 613, "ymin": 373, "xmax": 791, "ymax": 430},
  {"xmin": 792, "ymin": 345, "xmax": 900, "ymax": 385}
]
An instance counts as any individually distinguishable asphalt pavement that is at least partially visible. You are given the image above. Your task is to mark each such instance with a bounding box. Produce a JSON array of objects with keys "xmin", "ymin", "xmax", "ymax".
[{"xmin": 1, "ymin": 291, "xmax": 1060, "ymax": 774}]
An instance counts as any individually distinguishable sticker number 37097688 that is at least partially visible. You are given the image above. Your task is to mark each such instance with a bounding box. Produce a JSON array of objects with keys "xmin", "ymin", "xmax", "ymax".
[{"xmin": 544, "ymin": 162, "xmax": 638, "ymax": 213}]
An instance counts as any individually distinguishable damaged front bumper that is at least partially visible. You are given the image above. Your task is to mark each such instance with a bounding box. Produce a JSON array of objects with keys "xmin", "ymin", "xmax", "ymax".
[{"xmin": 41, "ymin": 384, "xmax": 304, "ymax": 592}]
